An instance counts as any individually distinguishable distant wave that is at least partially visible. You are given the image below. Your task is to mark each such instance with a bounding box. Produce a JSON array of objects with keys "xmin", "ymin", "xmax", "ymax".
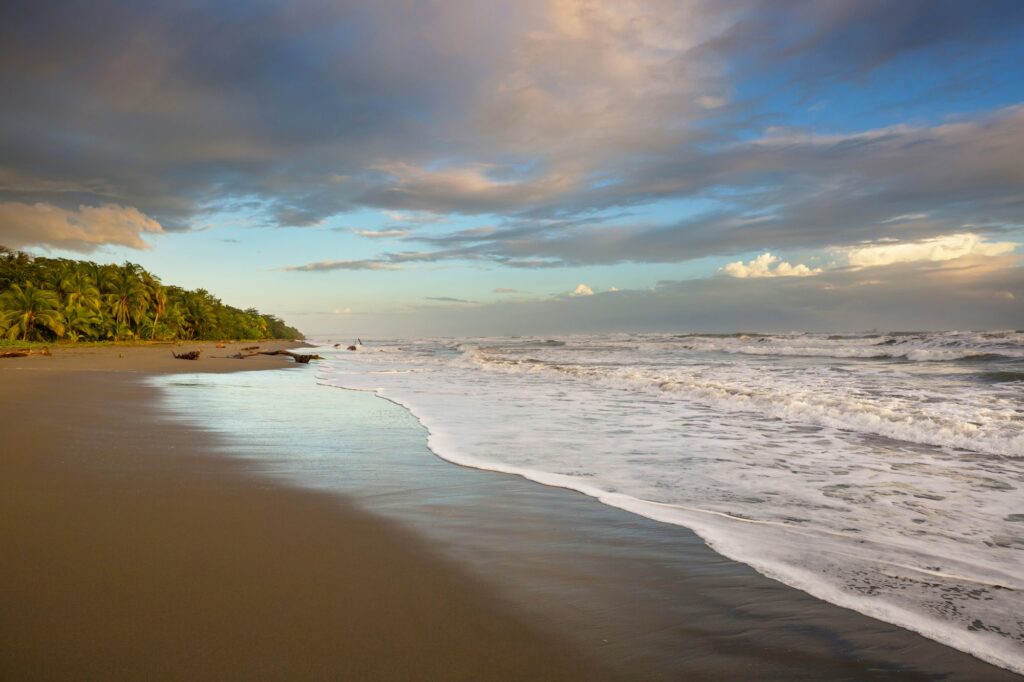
[
  {"xmin": 464, "ymin": 350, "xmax": 1023, "ymax": 459},
  {"xmin": 666, "ymin": 331, "xmax": 1024, "ymax": 362}
]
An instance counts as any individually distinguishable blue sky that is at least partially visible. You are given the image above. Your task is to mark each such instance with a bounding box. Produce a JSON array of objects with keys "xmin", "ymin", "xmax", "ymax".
[{"xmin": 2, "ymin": 0, "xmax": 1022, "ymax": 335}]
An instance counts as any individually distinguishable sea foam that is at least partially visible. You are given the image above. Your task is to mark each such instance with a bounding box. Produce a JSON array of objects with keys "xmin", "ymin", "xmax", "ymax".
[{"xmin": 317, "ymin": 331, "xmax": 1024, "ymax": 674}]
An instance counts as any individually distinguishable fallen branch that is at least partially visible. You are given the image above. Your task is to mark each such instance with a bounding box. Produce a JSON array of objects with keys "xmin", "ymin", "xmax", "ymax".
[
  {"xmin": 257, "ymin": 349, "xmax": 323, "ymax": 363},
  {"xmin": 172, "ymin": 350, "xmax": 201, "ymax": 360},
  {"xmin": 0, "ymin": 347, "xmax": 51, "ymax": 359}
]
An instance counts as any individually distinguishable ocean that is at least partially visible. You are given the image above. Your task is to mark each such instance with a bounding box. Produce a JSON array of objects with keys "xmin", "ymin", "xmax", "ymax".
[{"xmin": 313, "ymin": 330, "xmax": 1024, "ymax": 674}]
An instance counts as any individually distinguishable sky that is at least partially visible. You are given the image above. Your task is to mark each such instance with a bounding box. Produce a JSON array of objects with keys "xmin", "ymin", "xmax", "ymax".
[{"xmin": 1, "ymin": 0, "xmax": 1022, "ymax": 337}]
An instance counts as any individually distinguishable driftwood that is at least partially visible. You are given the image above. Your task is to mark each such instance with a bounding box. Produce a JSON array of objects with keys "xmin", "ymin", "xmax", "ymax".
[
  {"xmin": 257, "ymin": 349, "xmax": 323, "ymax": 363},
  {"xmin": 242, "ymin": 345, "xmax": 260, "ymax": 351},
  {"xmin": 0, "ymin": 347, "xmax": 51, "ymax": 359},
  {"xmin": 172, "ymin": 350, "xmax": 201, "ymax": 360}
]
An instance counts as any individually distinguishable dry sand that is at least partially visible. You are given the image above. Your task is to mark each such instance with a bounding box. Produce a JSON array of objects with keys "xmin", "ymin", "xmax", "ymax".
[{"xmin": 0, "ymin": 343, "xmax": 613, "ymax": 680}]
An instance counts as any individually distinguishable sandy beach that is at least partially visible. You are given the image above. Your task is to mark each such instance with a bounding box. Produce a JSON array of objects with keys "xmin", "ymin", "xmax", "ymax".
[
  {"xmin": 0, "ymin": 343, "xmax": 611, "ymax": 680},
  {"xmin": 2, "ymin": 342, "xmax": 1020, "ymax": 681}
]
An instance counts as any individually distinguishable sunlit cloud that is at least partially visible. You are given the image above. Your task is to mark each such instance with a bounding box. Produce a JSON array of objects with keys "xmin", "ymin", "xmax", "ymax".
[
  {"xmin": 721, "ymin": 253, "xmax": 822, "ymax": 278},
  {"xmin": 843, "ymin": 233, "xmax": 1017, "ymax": 268},
  {"xmin": 570, "ymin": 283, "xmax": 595, "ymax": 296},
  {"xmin": 0, "ymin": 201, "xmax": 162, "ymax": 252}
]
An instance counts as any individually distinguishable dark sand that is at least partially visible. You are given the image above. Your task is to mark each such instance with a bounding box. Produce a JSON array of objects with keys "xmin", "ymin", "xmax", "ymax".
[{"xmin": 0, "ymin": 343, "xmax": 612, "ymax": 680}]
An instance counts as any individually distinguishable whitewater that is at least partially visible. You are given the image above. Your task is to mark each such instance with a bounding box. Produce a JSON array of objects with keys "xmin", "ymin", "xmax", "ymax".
[{"xmin": 316, "ymin": 330, "xmax": 1024, "ymax": 674}]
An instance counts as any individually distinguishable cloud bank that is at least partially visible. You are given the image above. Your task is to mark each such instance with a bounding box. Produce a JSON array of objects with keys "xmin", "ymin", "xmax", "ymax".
[
  {"xmin": 2, "ymin": 1, "xmax": 1022, "ymax": 257},
  {"xmin": 0, "ymin": 202, "xmax": 162, "ymax": 252}
]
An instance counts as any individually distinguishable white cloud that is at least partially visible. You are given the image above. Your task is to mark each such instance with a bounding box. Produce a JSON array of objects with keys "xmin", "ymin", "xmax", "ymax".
[
  {"xmin": 571, "ymin": 283, "xmax": 594, "ymax": 296},
  {"xmin": 0, "ymin": 201, "xmax": 163, "ymax": 252},
  {"xmin": 382, "ymin": 211, "xmax": 443, "ymax": 224},
  {"xmin": 721, "ymin": 253, "xmax": 822, "ymax": 278},
  {"xmin": 843, "ymin": 233, "xmax": 1017, "ymax": 268},
  {"xmin": 880, "ymin": 213, "xmax": 929, "ymax": 224},
  {"xmin": 350, "ymin": 228, "xmax": 411, "ymax": 239},
  {"xmin": 284, "ymin": 259, "xmax": 401, "ymax": 272}
]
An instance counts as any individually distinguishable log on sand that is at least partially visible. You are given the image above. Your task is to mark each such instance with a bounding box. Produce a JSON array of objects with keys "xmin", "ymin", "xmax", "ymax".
[
  {"xmin": 256, "ymin": 349, "xmax": 323, "ymax": 364},
  {"xmin": 0, "ymin": 348, "xmax": 51, "ymax": 359}
]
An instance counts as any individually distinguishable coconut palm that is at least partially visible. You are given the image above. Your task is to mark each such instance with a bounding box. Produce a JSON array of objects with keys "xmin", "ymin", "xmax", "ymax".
[
  {"xmin": 102, "ymin": 265, "xmax": 150, "ymax": 333},
  {"xmin": 0, "ymin": 246, "xmax": 302, "ymax": 342},
  {"xmin": 0, "ymin": 282, "xmax": 65, "ymax": 341},
  {"xmin": 61, "ymin": 268, "xmax": 102, "ymax": 311},
  {"xmin": 62, "ymin": 304, "xmax": 102, "ymax": 341},
  {"xmin": 140, "ymin": 271, "xmax": 167, "ymax": 338}
]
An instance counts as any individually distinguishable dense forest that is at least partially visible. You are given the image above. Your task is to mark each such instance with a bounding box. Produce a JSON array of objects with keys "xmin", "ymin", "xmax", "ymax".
[{"xmin": 0, "ymin": 247, "xmax": 302, "ymax": 342}]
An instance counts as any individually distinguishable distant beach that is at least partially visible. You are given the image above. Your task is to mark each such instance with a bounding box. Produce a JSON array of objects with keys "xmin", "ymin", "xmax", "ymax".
[{"xmin": 2, "ymin": 340, "xmax": 1019, "ymax": 680}]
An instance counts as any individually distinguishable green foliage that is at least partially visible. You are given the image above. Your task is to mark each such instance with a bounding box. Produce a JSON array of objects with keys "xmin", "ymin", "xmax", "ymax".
[{"xmin": 0, "ymin": 247, "xmax": 302, "ymax": 343}]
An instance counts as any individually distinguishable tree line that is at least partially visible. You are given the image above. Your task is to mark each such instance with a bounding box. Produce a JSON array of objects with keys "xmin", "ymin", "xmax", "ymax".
[{"xmin": 0, "ymin": 247, "xmax": 302, "ymax": 342}]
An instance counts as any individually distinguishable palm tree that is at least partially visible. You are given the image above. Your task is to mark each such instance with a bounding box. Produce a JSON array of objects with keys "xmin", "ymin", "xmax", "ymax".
[
  {"xmin": 0, "ymin": 247, "xmax": 36, "ymax": 290},
  {"xmin": 140, "ymin": 271, "xmax": 166, "ymax": 339},
  {"xmin": 0, "ymin": 282, "xmax": 65, "ymax": 341},
  {"xmin": 61, "ymin": 268, "xmax": 102, "ymax": 311},
  {"xmin": 175, "ymin": 288, "xmax": 216, "ymax": 339},
  {"xmin": 102, "ymin": 265, "xmax": 150, "ymax": 334},
  {"xmin": 62, "ymin": 304, "xmax": 101, "ymax": 341}
]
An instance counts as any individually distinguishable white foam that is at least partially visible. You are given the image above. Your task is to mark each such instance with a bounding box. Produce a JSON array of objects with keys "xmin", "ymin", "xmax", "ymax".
[{"xmin": 315, "ymin": 332, "xmax": 1024, "ymax": 674}]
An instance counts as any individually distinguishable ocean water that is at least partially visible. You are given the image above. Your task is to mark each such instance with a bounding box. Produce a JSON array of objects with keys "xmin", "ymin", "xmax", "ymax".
[{"xmin": 315, "ymin": 330, "xmax": 1024, "ymax": 674}]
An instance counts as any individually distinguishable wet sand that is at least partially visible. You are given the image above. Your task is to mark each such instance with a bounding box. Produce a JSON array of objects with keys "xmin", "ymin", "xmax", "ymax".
[
  {"xmin": 153, "ymin": 364, "xmax": 1023, "ymax": 681},
  {"xmin": 0, "ymin": 343, "xmax": 612, "ymax": 680}
]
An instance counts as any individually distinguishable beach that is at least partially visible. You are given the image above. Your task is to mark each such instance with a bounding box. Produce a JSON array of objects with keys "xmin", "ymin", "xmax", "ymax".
[
  {"xmin": 1, "ymin": 342, "xmax": 1020, "ymax": 680},
  {"xmin": 0, "ymin": 343, "xmax": 610, "ymax": 680}
]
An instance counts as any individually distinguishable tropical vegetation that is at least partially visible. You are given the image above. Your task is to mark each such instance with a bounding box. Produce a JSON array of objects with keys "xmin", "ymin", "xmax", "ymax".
[{"xmin": 0, "ymin": 247, "xmax": 302, "ymax": 342}]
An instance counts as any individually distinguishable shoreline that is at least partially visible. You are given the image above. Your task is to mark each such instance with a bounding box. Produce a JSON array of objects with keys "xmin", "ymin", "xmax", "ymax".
[
  {"xmin": 2, "ymin": 343, "xmax": 1019, "ymax": 680},
  {"xmin": 157, "ymin": 358, "xmax": 1022, "ymax": 680},
  {"xmin": 0, "ymin": 344, "xmax": 612, "ymax": 680}
]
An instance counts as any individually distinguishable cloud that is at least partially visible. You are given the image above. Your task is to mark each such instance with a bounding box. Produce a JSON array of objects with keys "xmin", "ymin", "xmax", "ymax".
[
  {"xmin": 425, "ymin": 296, "xmax": 475, "ymax": 303},
  {"xmin": 880, "ymin": 213, "xmax": 929, "ymax": 224},
  {"xmin": 302, "ymin": 255, "xmax": 1022, "ymax": 337},
  {"xmin": 382, "ymin": 211, "xmax": 444, "ymax": 224},
  {"xmin": 283, "ymin": 259, "xmax": 401, "ymax": 272},
  {"xmin": 0, "ymin": 201, "xmax": 162, "ymax": 252},
  {"xmin": 2, "ymin": 0, "xmax": 1023, "ymax": 264},
  {"xmin": 721, "ymin": 253, "xmax": 822, "ymax": 278},
  {"xmin": 570, "ymin": 283, "xmax": 594, "ymax": 296},
  {"xmin": 350, "ymin": 228, "xmax": 412, "ymax": 239},
  {"xmin": 842, "ymin": 233, "xmax": 1017, "ymax": 268},
  {"xmin": 708, "ymin": 0, "xmax": 1024, "ymax": 85},
  {"xmin": 493, "ymin": 287, "xmax": 525, "ymax": 294}
]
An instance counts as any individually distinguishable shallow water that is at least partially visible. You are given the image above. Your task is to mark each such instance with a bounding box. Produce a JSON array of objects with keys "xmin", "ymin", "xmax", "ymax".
[
  {"xmin": 152, "ymin": 364, "xmax": 1021, "ymax": 680},
  {"xmin": 313, "ymin": 331, "xmax": 1024, "ymax": 674}
]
